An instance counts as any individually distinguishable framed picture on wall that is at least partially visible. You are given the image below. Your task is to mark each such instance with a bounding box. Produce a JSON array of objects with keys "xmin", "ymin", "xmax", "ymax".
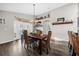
[{"xmin": 0, "ymin": 18, "xmax": 5, "ymax": 24}]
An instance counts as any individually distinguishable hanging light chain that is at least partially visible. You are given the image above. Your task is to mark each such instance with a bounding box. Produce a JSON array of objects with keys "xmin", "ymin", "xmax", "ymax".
[{"xmin": 33, "ymin": 4, "xmax": 35, "ymax": 19}]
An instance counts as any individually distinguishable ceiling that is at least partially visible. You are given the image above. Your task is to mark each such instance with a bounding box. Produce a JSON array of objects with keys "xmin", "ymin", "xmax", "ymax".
[{"xmin": 0, "ymin": 3, "xmax": 69, "ymax": 16}]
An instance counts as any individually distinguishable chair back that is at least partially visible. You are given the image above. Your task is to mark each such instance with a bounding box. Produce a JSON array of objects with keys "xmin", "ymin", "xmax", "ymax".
[
  {"xmin": 72, "ymin": 32, "xmax": 79, "ymax": 55},
  {"xmin": 23, "ymin": 30, "xmax": 28, "ymax": 44},
  {"xmin": 47, "ymin": 31, "xmax": 52, "ymax": 41},
  {"xmin": 47, "ymin": 31, "xmax": 52, "ymax": 48},
  {"xmin": 37, "ymin": 30, "xmax": 42, "ymax": 36},
  {"xmin": 68, "ymin": 31, "xmax": 73, "ymax": 46}
]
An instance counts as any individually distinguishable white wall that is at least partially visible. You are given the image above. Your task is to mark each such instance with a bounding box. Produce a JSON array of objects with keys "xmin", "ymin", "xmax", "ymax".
[
  {"xmin": 0, "ymin": 10, "xmax": 33, "ymax": 44},
  {"xmin": 77, "ymin": 4, "xmax": 79, "ymax": 31},
  {"xmin": 50, "ymin": 4, "xmax": 78, "ymax": 41},
  {"xmin": 0, "ymin": 4, "xmax": 78, "ymax": 44}
]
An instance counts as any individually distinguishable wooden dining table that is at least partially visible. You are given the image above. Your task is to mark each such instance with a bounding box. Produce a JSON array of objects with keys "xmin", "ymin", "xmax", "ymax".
[{"xmin": 28, "ymin": 33, "xmax": 47, "ymax": 55}]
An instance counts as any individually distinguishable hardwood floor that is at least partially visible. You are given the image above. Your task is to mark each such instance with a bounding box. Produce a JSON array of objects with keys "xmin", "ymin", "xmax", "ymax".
[{"xmin": 0, "ymin": 39, "xmax": 69, "ymax": 56}]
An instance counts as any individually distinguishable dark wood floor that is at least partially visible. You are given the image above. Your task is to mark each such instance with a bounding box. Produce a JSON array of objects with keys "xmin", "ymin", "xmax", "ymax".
[{"xmin": 0, "ymin": 39, "xmax": 69, "ymax": 56}]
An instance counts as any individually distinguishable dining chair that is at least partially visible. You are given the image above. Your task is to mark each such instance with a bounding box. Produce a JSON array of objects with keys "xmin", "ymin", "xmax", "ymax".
[
  {"xmin": 72, "ymin": 32, "xmax": 79, "ymax": 55},
  {"xmin": 23, "ymin": 30, "xmax": 33, "ymax": 50},
  {"xmin": 68, "ymin": 31, "xmax": 73, "ymax": 53},
  {"xmin": 42, "ymin": 31, "xmax": 52, "ymax": 54},
  {"xmin": 37, "ymin": 30, "xmax": 42, "ymax": 37},
  {"xmin": 33, "ymin": 30, "xmax": 42, "ymax": 47}
]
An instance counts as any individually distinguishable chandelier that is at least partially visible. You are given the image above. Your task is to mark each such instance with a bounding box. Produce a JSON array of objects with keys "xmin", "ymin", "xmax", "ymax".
[{"xmin": 30, "ymin": 4, "xmax": 41, "ymax": 24}]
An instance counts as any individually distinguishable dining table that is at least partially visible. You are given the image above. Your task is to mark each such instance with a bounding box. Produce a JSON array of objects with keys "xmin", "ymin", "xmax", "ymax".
[{"xmin": 28, "ymin": 33, "xmax": 47, "ymax": 55}]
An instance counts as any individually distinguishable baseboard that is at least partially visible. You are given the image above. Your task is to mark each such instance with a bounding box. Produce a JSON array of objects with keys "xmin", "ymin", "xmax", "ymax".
[{"xmin": 0, "ymin": 39, "xmax": 19, "ymax": 44}]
